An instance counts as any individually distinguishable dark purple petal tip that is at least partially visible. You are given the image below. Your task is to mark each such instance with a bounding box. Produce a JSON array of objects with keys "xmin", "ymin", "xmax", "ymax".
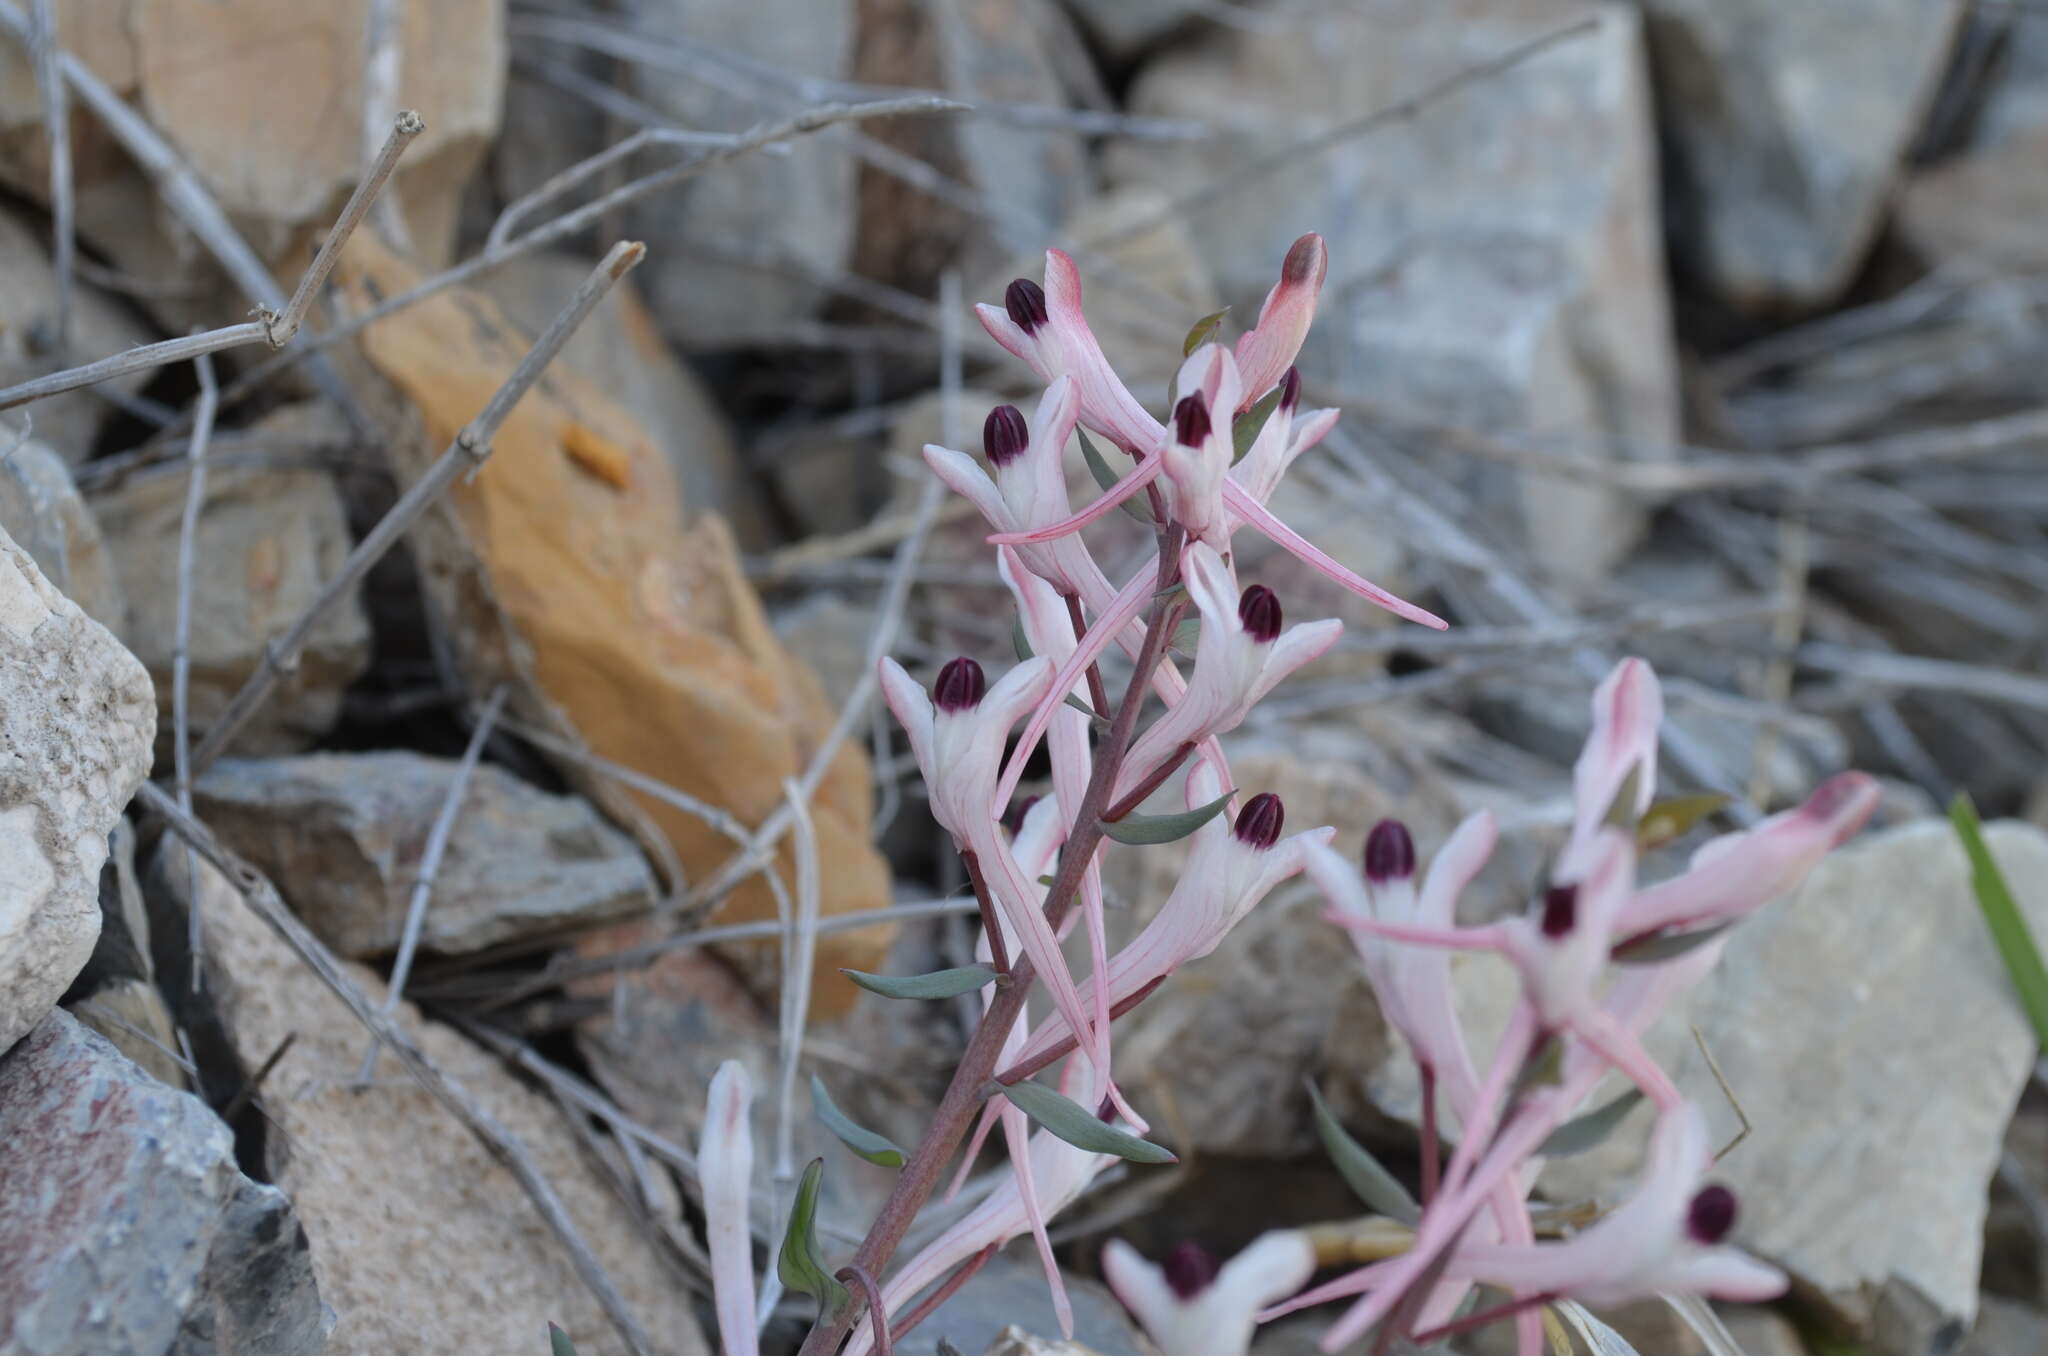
[
  {"xmin": 1282, "ymin": 233, "xmax": 1326, "ymax": 287},
  {"xmin": 1172, "ymin": 393, "xmax": 1212, "ymax": 448},
  {"xmin": 1005, "ymin": 278, "xmax": 1048, "ymax": 334},
  {"xmin": 1234, "ymin": 793, "xmax": 1285, "ymax": 849},
  {"xmin": 984, "ymin": 404, "xmax": 1029, "ymax": 466},
  {"xmin": 933, "ymin": 657, "xmax": 986, "ymax": 712},
  {"xmin": 1539, "ymin": 883, "xmax": 1578, "ymax": 938},
  {"xmin": 1278, "ymin": 366, "xmax": 1302, "ymax": 411},
  {"xmin": 1363, "ymin": 819, "xmax": 1415, "ymax": 884},
  {"xmin": 1237, "ymin": 584, "xmax": 1282, "ymax": 643},
  {"xmin": 1164, "ymin": 1241, "xmax": 1219, "ymax": 1300},
  {"xmin": 1687, "ymin": 1184, "xmax": 1738, "ymax": 1245}
]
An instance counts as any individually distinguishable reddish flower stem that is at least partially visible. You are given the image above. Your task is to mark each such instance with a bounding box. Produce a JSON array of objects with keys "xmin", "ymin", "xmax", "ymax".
[
  {"xmin": 960, "ymin": 849, "xmax": 1008, "ymax": 975},
  {"xmin": 1101, "ymin": 741, "xmax": 1196, "ymax": 823},
  {"xmin": 992, "ymin": 974, "xmax": 1168, "ymax": 1086},
  {"xmin": 1419, "ymin": 1063, "xmax": 1440, "ymax": 1207},
  {"xmin": 1065, "ymin": 592, "xmax": 1111, "ymax": 718},
  {"xmin": 796, "ymin": 525, "xmax": 1188, "ymax": 1356},
  {"xmin": 1408, "ymin": 1291, "xmax": 1557, "ymax": 1344},
  {"xmin": 834, "ymin": 1267, "xmax": 893, "ymax": 1356}
]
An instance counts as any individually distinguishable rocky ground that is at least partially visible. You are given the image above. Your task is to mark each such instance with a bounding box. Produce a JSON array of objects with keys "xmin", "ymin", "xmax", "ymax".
[{"xmin": 1, "ymin": 2, "xmax": 2046, "ymax": 1354}]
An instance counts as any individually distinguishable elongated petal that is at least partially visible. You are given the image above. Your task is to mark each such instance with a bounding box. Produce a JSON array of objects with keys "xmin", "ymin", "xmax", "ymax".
[
  {"xmin": 977, "ymin": 301, "xmax": 1035, "ymax": 367},
  {"xmin": 1622, "ymin": 772, "xmax": 1879, "ymax": 939},
  {"xmin": 1223, "ymin": 479, "xmax": 1448, "ymax": 630},
  {"xmin": 1234, "ymin": 233, "xmax": 1327, "ymax": 405},
  {"xmin": 1246, "ymin": 618, "xmax": 1344, "ymax": 709},
  {"xmin": 989, "ymin": 452, "xmax": 1162, "ymax": 544},
  {"xmin": 1041, "ymin": 249, "xmax": 1166, "ymax": 454},
  {"xmin": 1418, "ymin": 811, "xmax": 1498, "ymax": 930},
  {"xmin": 1101, "ymin": 1241, "xmax": 1179, "ymax": 1346},
  {"xmin": 879, "ymin": 658, "xmax": 936, "ymax": 786},
  {"xmin": 925, "ymin": 442, "xmax": 1014, "ymax": 532},
  {"xmin": 1327, "ymin": 915, "xmax": 1509, "ymax": 952},
  {"xmin": 1566, "ymin": 659, "xmax": 1663, "ymax": 876},
  {"xmin": 701, "ymin": 1061, "xmax": 758, "ymax": 1356}
]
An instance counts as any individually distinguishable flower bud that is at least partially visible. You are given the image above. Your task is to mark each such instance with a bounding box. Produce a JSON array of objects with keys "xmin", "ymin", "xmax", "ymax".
[
  {"xmin": 1005, "ymin": 278, "xmax": 1048, "ymax": 333},
  {"xmin": 984, "ymin": 404, "xmax": 1029, "ymax": 466},
  {"xmin": 933, "ymin": 657, "xmax": 987, "ymax": 712},
  {"xmin": 1172, "ymin": 392, "xmax": 1212, "ymax": 448},
  {"xmin": 1237, "ymin": 584, "xmax": 1282, "ymax": 643},
  {"xmin": 1164, "ymin": 1241, "xmax": 1220, "ymax": 1300},
  {"xmin": 1363, "ymin": 819, "xmax": 1415, "ymax": 884},
  {"xmin": 1687, "ymin": 1185, "xmax": 1737, "ymax": 1245},
  {"xmin": 1282, "ymin": 232, "xmax": 1327, "ymax": 287},
  {"xmin": 1233, "ymin": 793, "xmax": 1285, "ymax": 849},
  {"xmin": 1539, "ymin": 883, "xmax": 1578, "ymax": 938}
]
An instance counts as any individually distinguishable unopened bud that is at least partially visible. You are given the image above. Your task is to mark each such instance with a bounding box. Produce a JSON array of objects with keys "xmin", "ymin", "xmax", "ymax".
[
  {"xmin": 933, "ymin": 657, "xmax": 986, "ymax": 712},
  {"xmin": 984, "ymin": 405, "xmax": 1029, "ymax": 466},
  {"xmin": 1237, "ymin": 584, "xmax": 1282, "ymax": 643},
  {"xmin": 1687, "ymin": 1185, "xmax": 1738, "ymax": 1244},
  {"xmin": 1005, "ymin": 278, "xmax": 1048, "ymax": 333},
  {"xmin": 1172, "ymin": 393, "xmax": 1212, "ymax": 448},
  {"xmin": 1164, "ymin": 1241, "xmax": 1220, "ymax": 1300},
  {"xmin": 1282, "ymin": 233, "xmax": 1327, "ymax": 287},
  {"xmin": 1363, "ymin": 819, "xmax": 1415, "ymax": 884},
  {"xmin": 1234, "ymin": 793, "xmax": 1285, "ymax": 849},
  {"xmin": 1539, "ymin": 883, "xmax": 1578, "ymax": 938}
]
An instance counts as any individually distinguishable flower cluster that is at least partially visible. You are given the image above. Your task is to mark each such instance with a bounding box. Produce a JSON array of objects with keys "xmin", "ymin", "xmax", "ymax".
[{"xmin": 686, "ymin": 241, "xmax": 1879, "ymax": 1356}]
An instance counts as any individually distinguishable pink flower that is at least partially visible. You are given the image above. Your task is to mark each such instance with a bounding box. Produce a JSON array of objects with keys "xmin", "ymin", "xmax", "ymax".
[
  {"xmin": 1562, "ymin": 658, "xmax": 1662, "ymax": 881},
  {"xmin": 701, "ymin": 1060, "xmax": 759, "ymax": 1356},
  {"xmin": 840, "ymin": 1059, "xmax": 1123, "ymax": 1356},
  {"xmin": 1008, "ymin": 762, "xmax": 1333, "ymax": 1072},
  {"xmin": 924, "ymin": 379, "xmax": 1114, "ymax": 605},
  {"xmin": 976, "ymin": 250, "xmax": 1162, "ymax": 456},
  {"xmin": 1232, "ymin": 233, "xmax": 1328, "ymax": 408},
  {"xmin": 1447, "ymin": 1103, "xmax": 1786, "ymax": 1307},
  {"xmin": 1229, "ymin": 367, "xmax": 1338, "ymax": 508},
  {"xmin": 1104, "ymin": 1233, "xmax": 1316, "ymax": 1356},
  {"xmin": 1115, "ymin": 544, "xmax": 1341, "ymax": 801},
  {"xmin": 1158, "ymin": 346, "xmax": 1242, "ymax": 551},
  {"xmin": 880, "ymin": 653, "xmax": 1099, "ymax": 1076}
]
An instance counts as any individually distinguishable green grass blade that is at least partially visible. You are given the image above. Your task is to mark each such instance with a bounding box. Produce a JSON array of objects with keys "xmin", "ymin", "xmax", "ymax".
[{"xmin": 1950, "ymin": 793, "xmax": 2048, "ymax": 1047}]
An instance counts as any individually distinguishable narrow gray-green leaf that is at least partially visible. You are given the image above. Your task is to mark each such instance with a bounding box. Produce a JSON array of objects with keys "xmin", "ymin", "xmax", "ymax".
[
  {"xmin": 549, "ymin": 1323, "xmax": 579, "ymax": 1356},
  {"xmin": 1305, "ymin": 1080, "xmax": 1420, "ymax": 1224},
  {"xmin": 1183, "ymin": 306, "xmax": 1229, "ymax": 357},
  {"xmin": 1610, "ymin": 922, "xmax": 1733, "ymax": 966},
  {"xmin": 1012, "ymin": 614, "xmax": 1033, "ymax": 663},
  {"xmin": 1078, "ymin": 428, "xmax": 1153, "ymax": 522},
  {"xmin": 1231, "ymin": 386, "xmax": 1284, "ymax": 463},
  {"xmin": 1952, "ymin": 792, "xmax": 2048, "ymax": 1045},
  {"xmin": 1538, "ymin": 1088, "xmax": 1645, "ymax": 1157},
  {"xmin": 1169, "ymin": 616, "xmax": 1200, "ymax": 654},
  {"xmin": 842, "ymin": 965, "xmax": 997, "ymax": 1000},
  {"xmin": 999, "ymin": 1079, "xmax": 1177, "ymax": 1163},
  {"xmin": 1600, "ymin": 763, "xmax": 1645, "ymax": 831},
  {"xmin": 777, "ymin": 1159, "xmax": 849, "ymax": 1308},
  {"xmin": 1098, "ymin": 788, "xmax": 1233, "ymax": 846},
  {"xmin": 811, "ymin": 1074, "xmax": 905, "ymax": 1167}
]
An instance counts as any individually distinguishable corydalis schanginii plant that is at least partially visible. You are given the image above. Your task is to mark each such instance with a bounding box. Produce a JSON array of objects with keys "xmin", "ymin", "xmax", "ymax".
[{"xmin": 682, "ymin": 240, "xmax": 1880, "ymax": 1356}]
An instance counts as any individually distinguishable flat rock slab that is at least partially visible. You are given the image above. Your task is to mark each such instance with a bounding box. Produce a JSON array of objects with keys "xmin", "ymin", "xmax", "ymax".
[
  {"xmin": 166, "ymin": 848, "xmax": 708, "ymax": 1356},
  {"xmin": 0, "ymin": 1009, "xmax": 325, "ymax": 1355},
  {"xmin": 195, "ymin": 751, "xmax": 656, "ymax": 958},
  {"xmin": 0, "ymin": 523, "xmax": 155, "ymax": 1056}
]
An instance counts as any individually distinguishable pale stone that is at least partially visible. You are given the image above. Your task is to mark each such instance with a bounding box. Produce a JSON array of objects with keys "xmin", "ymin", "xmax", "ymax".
[
  {"xmin": 96, "ymin": 464, "xmax": 371, "ymax": 762},
  {"xmin": 0, "ymin": 525, "xmax": 154, "ymax": 1055},
  {"xmin": 0, "ymin": 438, "xmax": 124, "ymax": 631},
  {"xmin": 162, "ymin": 850, "xmax": 711, "ymax": 1356}
]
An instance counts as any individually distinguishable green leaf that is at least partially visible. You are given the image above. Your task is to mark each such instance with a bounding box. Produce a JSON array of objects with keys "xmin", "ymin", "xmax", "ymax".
[
  {"xmin": 1305, "ymin": 1080, "xmax": 1420, "ymax": 1224},
  {"xmin": 1610, "ymin": 921, "xmax": 1733, "ymax": 965},
  {"xmin": 1538, "ymin": 1088, "xmax": 1645, "ymax": 1157},
  {"xmin": 549, "ymin": 1323, "xmax": 579, "ymax": 1356},
  {"xmin": 1636, "ymin": 792, "xmax": 1730, "ymax": 852},
  {"xmin": 1231, "ymin": 386, "xmax": 1285, "ymax": 464},
  {"xmin": 1078, "ymin": 428, "xmax": 1153, "ymax": 522},
  {"xmin": 841, "ymin": 965, "xmax": 998, "ymax": 1000},
  {"xmin": 1012, "ymin": 614, "xmax": 1032, "ymax": 663},
  {"xmin": 777, "ymin": 1158, "xmax": 849, "ymax": 1308},
  {"xmin": 1600, "ymin": 764, "xmax": 1645, "ymax": 831},
  {"xmin": 1065, "ymin": 693, "xmax": 1102, "ymax": 719},
  {"xmin": 1951, "ymin": 793, "xmax": 2048, "ymax": 1046},
  {"xmin": 811, "ymin": 1074, "xmax": 905, "ymax": 1167},
  {"xmin": 1098, "ymin": 788, "xmax": 1234, "ymax": 846},
  {"xmin": 1511, "ymin": 1033, "xmax": 1565, "ymax": 1099},
  {"xmin": 1168, "ymin": 617, "xmax": 1200, "ymax": 654},
  {"xmin": 998, "ymin": 1079, "xmax": 1177, "ymax": 1163},
  {"xmin": 1183, "ymin": 306, "xmax": 1229, "ymax": 357}
]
